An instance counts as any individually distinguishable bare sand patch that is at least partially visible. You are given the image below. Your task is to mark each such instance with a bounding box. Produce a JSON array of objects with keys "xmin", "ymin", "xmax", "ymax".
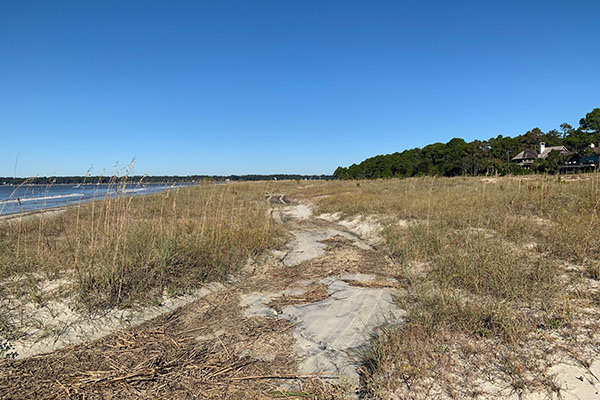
[
  {"xmin": 338, "ymin": 215, "xmax": 382, "ymax": 245},
  {"xmin": 318, "ymin": 211, "xmax": 343, "ymax": 222},
  {"xmin": 4, "ymin": 281, "xmax": 224, "ymax": 359},
  {"xmin": 241, "ymin": 274, "xmax": 405, "ymax": 393},
  {"xmin": 281, "ymin": 228, "xmax": 371, "ymax": 267},
  {"xmin": 280, "ymin": 203, "xmax": 313, "ymax": 220}
]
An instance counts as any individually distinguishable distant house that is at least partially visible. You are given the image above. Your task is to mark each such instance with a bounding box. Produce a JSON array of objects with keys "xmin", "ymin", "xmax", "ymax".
[
  {"xmin": 512, "ymin": 142, "xmax": 572, "ymax": 167},
  {"xmin": 537, "ymin": 142, "xmax": 572, "ymax": 159},
  {"xmin": 579, "ymin": 143, "xmax": 600, "ymax": 166},
  {"xmin": 511, "ymin": 149, "xmax": 539, "ymax": 167}
]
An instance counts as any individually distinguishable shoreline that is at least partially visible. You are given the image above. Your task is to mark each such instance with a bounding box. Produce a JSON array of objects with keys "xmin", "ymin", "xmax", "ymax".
[
  {"xmin": 0, "ymin": 206, "xmax": 67, "ymax": 222},
  {"xmin": 0, "ymin": 183, "xmax": 186, "ymax": 218}
]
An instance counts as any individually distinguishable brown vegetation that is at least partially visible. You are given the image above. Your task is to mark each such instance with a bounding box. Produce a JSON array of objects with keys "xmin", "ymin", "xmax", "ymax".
[
  {"xmin": 1, "ymin": 175, "xmax": 599, "ymax": 398},
  {"xmin": 292, "ymin": 175, "xmax": 600, "ymax": 398},
  {"xmin": 0, "ymin": 180, "xmax": 293, "ymax": 355}
]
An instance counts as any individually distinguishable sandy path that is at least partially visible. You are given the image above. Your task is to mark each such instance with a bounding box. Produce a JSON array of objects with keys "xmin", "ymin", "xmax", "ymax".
[{"xmin": 242, "ymin": 201, "xmax": 404, "ymax": 393}]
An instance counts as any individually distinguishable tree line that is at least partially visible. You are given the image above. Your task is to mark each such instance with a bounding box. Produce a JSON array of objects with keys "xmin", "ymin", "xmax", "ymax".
[
  {"xmin": 333, "ymin": 108, "xmax": 600, "ymax": 179},
  {"xmin": 0, "ymin": 174, "xmax": 333, "ymax": 185}
]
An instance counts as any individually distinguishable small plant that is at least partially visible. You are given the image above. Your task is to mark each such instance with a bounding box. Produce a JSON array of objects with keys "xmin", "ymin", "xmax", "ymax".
[
  {"xmin": 0, "ymin": 307, "xmax": 18, "ymax": 359},
  {"xmin": 585, "ymin": 261, "xmax": 600, "ymax": 280},
  {"xmin": 0, "ymin": 339, "xmax": 17, "ymax": 359}
]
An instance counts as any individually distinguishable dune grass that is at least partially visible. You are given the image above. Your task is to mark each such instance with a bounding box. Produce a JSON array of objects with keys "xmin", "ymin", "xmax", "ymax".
[
  {"xmin": 0, "ymin": 180, "xmax": 284, "ymax": 311},
  {"xmin": 2, "ymin": 173, "xmax": 598, "ymax": 394},
  {"xmin": 292, "ymin": 174, "xmax": 600, "ymax": 397}
]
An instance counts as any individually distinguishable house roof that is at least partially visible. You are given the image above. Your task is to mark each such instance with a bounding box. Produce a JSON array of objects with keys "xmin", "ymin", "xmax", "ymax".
[
  {"xmin": 512, "ymin": 149, "xmax": 538, "ymax": 161},
  {"xmin": 538, "ymin": 146, "xmax": 572, "ymax": 159}
]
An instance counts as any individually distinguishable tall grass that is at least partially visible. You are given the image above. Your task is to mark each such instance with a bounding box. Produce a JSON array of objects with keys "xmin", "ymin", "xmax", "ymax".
[
  {"xmin": 292, "ymin": 174, "xmax": 600, "ymax": 396},
  {"xmin": 0, "ymin": 180, "xmax": 282, "ymax": 311}
]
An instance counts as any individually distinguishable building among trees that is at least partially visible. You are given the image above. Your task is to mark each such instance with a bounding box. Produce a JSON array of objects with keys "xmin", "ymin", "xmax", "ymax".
[
  {"xmin": 511, "ymin": 142, "xmax": 572, "ymax": 168},
  {"xmin": 333, "ymin": 108, "xmax": 600, "ymax": 179}
]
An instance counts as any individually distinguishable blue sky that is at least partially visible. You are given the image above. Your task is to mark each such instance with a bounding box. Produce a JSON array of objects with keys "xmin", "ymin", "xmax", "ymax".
[{"xmin": 1, "ymin": 1, "xmax": 599, "ymax": 177}]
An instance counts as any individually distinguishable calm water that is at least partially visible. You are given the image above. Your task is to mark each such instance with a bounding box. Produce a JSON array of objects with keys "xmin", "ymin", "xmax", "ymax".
[{"xmin": 0, "ymin": 183, "xmax": 188, "ymax": 216}]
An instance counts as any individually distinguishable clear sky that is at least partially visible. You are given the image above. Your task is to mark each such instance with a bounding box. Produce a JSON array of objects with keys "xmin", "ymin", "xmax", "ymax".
[{"xmin": 1, "ymin": 1, "xmax": 599, "ymax": 177}]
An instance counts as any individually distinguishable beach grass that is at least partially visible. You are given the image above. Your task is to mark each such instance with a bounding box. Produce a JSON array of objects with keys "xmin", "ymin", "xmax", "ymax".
[
  {"xmin": 2, "ymin": 173, "xmax": 598, "ymax": 396},
  {"xmin": 290, "ymin": 174, "xmax": 600, "ymax": 396},
  {"xmin": 0, "ymin": 180, "xmax": 285, "ymax": 311}
]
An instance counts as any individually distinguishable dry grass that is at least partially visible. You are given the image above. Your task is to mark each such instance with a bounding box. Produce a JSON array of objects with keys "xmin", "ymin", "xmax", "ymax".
[
  {"xmin": 291, "ymin": 174, "xmax": 600, "ymax": 397},
  {"xmin": 0, "ymin": 180, "xmax": 289, "ymax": 313},
  {"xmin": 0, "ymin": 289, "xmax": 344, "ymax": 399},
  {"xmin": 267, "ymin": 284, "xmax": 330, "ymax": 313},
  {"xmin": 2, "ymin": 174, "xmax": 599, "ymax": 397}
]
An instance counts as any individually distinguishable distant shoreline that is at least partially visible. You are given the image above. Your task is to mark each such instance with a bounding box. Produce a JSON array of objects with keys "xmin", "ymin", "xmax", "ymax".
[
  {"xmin": 0, "ymin": 182, "xmax": 190, "ymax": 187},
  {"xmin": 0, "ymin": 206, "xmax": 67, "ymax": 222},
  {"xmin": 0, "ymin": 175, "xmax": 334, "ymax": 186},
  {"xmin": 0, "ymin": 183, "xmax": 180, "ymax": 217}
]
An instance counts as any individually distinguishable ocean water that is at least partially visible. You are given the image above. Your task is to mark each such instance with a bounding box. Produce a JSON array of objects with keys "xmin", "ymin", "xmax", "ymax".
[{"xmin": 0, "ymin": 183, "xmax": 187, "ymax": 216}]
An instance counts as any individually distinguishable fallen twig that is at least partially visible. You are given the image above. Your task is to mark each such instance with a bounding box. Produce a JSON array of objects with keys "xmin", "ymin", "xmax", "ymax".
[{"xmin": 229, "ymin": 373, "xmax": 338, "ymax": 381}]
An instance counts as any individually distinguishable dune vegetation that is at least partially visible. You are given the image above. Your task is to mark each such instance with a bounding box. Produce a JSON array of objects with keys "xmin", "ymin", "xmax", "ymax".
[
  {"xmin": 1, "ymin": 174, "xmax": 599, "ymax": 398},
  {"xmin": 291, "ymin": 174, "xmax": 600, "ymax": 397},
  {"xmin": 0, "ymin": 180, "xmax": 285, "ymax": 319}
]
